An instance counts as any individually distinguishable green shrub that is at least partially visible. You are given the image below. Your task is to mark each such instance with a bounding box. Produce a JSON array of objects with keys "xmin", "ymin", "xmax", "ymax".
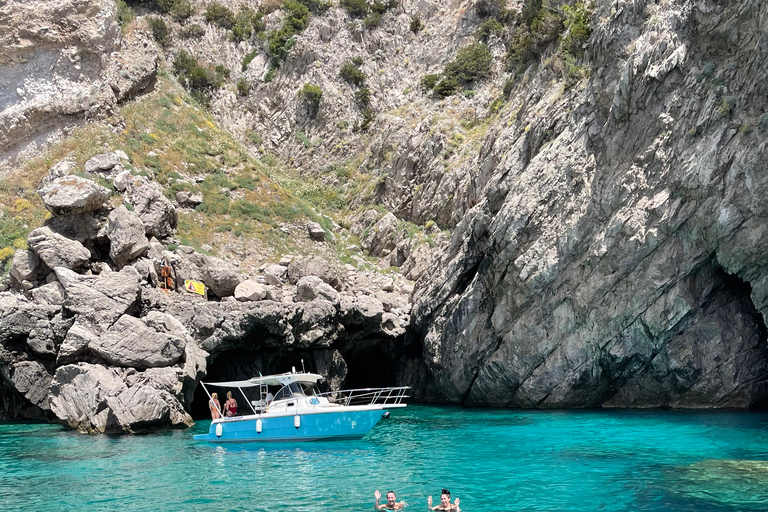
[
  {"xmin": 560, "ymin": 3, "xmax": 591, "ymax": 57},
  {"xmin": 205, "ymin": 3, "xmax": 235, "ymax": 29},
  {"xmin": 179, "ymin": 24, "xmax": 206, "ymax": 39},
  {"xmin": 232, "ymin": 6, "xmax": 266, "ymax": 42},
  {"xmin": 434, "ymin": 77, "xmax": 460, "ymax": 97},
  {"xmin": 237, "ymin": 78, "xmax": 250, "ymax": 96},
  {"xmin": 155, "ymin": 0, "xmax": 177, "ymax": 13},
  {"xmin": 443, "ymin": 42, "xmax": 493, "ymax": 83},
  {"xmin": 410, "ymin": 14, "xmax": 424, "ymax": 33},
  {"xmin": 341, "ymin": 0, "xmax": 369, "ymax": 17},
  {"xmin": 299, "ymin": 83, "xmax": 323, "ymax": 116},
  {"xmin": 351, "ymin": 56, "xmax": 364, "ymax": 66},
  {"xmin": 421, "ymin": 74, "xmax": 439, "ymax": 90},
  {"xmin": 521, "ymin": 0, "xmax": 542, "ymax": 27},
  {"xmin": 476, "ymin": 18, "xmax": 503, "ymax": 41},
  {"xmin": 172, "ymin": 51, "xmax": 228, "ymax": 108},
  {"xmin": 364, "ymin": 13, "xmax": 381, "ymax": 28},
  {"xmin": 475, "ymin": 0, "xmax": 505, "ymax": 17},
  {"xmin": 116, "ymin": 0, "xmax": 134, "ymax": 29},
  {"xmin": 148, "ymin": 17, "xmax": 172, "ymax": 48},
  {"xmin": 718, "ymin": 95, "xmax": 738, "ymax": 117},
  {"xmin": 246, "ymin": 130, "xmax": 263, "ymax": 145},
  {"xmin": 503, "ymin": 79, "xmax": 514, "ymax": 97},
  {"xmin": 242, "ymin": 49, "xmax": 258, "ymax": 71},
  {"xmin": 171, "ymin": 0, "xmax": 194, "ymax": 22},
  {"xmin": 371, "ymin": 0, "xmax": 397, "ymax": 14},
  {"xmin": 759, "ymin": 113, "xmax": 768, "ymax": 131},
  {"xmin": 355, "ymin": 86, "xmax": 371, "ymax": 106},
  {"xmin": 264, "ymin": 66, "xmax": 277, "ymax": 82},
  {"xmin": 359, "ymin": 109, "xmax": 376, "ymax": 131},
  {"xmin": 340, "ymin": 60, "xmax": 366, "ymax": 86}
]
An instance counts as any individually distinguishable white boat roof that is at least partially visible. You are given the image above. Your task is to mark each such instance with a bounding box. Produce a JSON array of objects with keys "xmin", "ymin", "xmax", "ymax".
[{"xmin": 203, "ymin": 372, "xmax": 324, "ymax": 388}]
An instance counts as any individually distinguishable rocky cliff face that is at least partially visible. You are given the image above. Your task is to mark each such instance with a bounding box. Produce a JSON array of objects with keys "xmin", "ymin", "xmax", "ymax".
[
  {"xmin": 0, "ymin": 0, "xmax": 158, "ymax": 176},
  {"xmin": 2, "ymin": 0, "xmax": 767, "ymax": 432},
  {"xmin": 410, "ymin": 0, "xmax": 768, "ymax": 407}
]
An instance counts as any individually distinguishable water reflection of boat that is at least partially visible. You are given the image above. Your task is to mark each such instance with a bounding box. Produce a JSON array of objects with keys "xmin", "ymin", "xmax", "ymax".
[{"xmin": 193, "ymin": 369, "xmax": 409, "ymax": 443}]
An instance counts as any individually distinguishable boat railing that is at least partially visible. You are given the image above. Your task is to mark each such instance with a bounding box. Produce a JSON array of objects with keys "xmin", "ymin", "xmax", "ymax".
[{"xmin": 316, "ymin": 386, "xmax": 409, "ymax": 407}]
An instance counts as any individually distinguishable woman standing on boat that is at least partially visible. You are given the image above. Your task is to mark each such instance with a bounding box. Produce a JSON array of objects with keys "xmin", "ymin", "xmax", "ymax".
[
  {"xmin": 224, "ymin": 391, "xmax": 238, "ymax": 417},
  {"xmin": 209, "ymin": 393, "xmax": 221, "ymax": 420}
]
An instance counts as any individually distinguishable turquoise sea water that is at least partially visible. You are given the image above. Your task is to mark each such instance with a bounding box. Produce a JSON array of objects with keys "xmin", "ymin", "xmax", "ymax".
[{"xmin": 2, "ymin": 406, "xmax": 768, "ymax": 511}]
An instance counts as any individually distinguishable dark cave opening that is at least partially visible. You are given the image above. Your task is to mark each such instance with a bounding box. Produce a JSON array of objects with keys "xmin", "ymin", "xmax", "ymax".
[
  {"xmin": 714, "ymin": 267, "xmax": 768, "ymax": 342},
  {"xmin": 190, "ymin": 341, "xmax": 404, "ymax": 419},
  {"xmin": 342, "ymin": 344, "xmax": 398, "ymax": 390}
]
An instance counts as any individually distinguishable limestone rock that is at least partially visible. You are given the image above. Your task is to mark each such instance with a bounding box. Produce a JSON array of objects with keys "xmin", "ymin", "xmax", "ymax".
[
  {"xmin": 30, "ymin": 281, "xmax": 65, "ymax": 306},
  {"xmin": 307, "ymin": 221, "xmax": 326, "ymax": 241},
  {"xmin": 10, "ymin": 249, "xmax": 39, "ymax": 283},
  {"xmin": 107, "ymin": 205, "xmax": 149, "ymax": 268},
  {"xmin": 234, "ymin": 279, "xmax": 268, "ymax": 301},
  {"xmin": 27, "ymin": 226, "xmax": 91, "ymax": 270},
  {"xmin": 175, "ymin": 191, "xmax": 203, "ymax": 207},
  {"xmin": 6, "ymin": 361, "xmax": 53, "ymax": 411},
  {"xmin": 113, "ymin": 170, "xmax": 132, "ymax": 191},
  {"xmin": 361, "ymin": 212, "xmax": 399, "ymax": 257},
  {"xmin": 91, "ymin": 314, "xmax": 186, "ymax": 369},
  {"xmin": 125, "ymin": 177, "xmax": 177, "ymax": 239},
  {"xmin": 84, "ymin": 152, "xmax": 120, "ymax": 174},
  {"xmin": 49, "ymin": 363, "xmax": 191, "ymax": 433},
  {"xmin": 263, "ymin": 264, "xmax": 288, "ymax": 286},
  {"xmin": 287, "ymin": 256, "xmax": 342, "ymax": 290},
  {"xmin": 37, "ymin": 176, "xmax": 111, "ymax": 216},
  {"xmin": 55, "ymin": 266, "xmax": 141, "ymax": 331},
  {"xmin": 296, "ymin": 276, "xmax": 339, "ymax": 304}
]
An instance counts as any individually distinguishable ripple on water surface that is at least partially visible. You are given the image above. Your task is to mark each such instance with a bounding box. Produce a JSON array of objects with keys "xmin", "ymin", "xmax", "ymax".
[{"xmin": 1, "ymin": 407, "xmax": 768, "ymax": 511}]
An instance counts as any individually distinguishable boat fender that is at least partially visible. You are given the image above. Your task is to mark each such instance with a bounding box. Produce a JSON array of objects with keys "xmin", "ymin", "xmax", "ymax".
[
  {"xmin": 215, "ymin": 423, "xmax": 223, "ymax": 438},
  {"xmin": 382, "ymin": 411, "xmax": 390, "ymax": 419},
  {"xmin": 294, "ymin": 415, "xmax": 301, "ymax": 429},
  {"xmin": 256, "ymin": 418, "xmax": 262, "ymax": 434}
]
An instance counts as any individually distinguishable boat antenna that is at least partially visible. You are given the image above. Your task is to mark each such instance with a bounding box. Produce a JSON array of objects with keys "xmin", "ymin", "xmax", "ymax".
[{"xmin": 301, "ymin": 359, "xmax": 306, "ymax": 373}]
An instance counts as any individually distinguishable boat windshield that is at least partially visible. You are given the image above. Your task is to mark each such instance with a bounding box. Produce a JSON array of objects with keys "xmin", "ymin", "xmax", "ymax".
[{"xmin": 273, "ymin": 382, "xmax": 318, "ymax": 401}]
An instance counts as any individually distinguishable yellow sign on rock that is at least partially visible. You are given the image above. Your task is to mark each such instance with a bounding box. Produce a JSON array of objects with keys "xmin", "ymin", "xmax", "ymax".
[{"xmin": 184, "ymin": 280, "xmax": 206, "ymax": 296}]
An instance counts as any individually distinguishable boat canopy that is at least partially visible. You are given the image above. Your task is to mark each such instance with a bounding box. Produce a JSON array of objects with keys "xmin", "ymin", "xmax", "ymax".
[{"xmin": 202, "ymin": 372, "xmax": 324, "ymax": 388}]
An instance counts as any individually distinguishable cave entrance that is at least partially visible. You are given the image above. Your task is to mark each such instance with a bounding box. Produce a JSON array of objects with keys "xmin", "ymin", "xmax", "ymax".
[{"xmin": 341, "ymin": 344, "xmax": 398, "ymax": 390}]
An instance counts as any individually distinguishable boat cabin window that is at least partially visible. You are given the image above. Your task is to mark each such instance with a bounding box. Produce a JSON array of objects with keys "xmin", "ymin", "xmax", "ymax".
[{"xmin": 273, "ymin": 382, "xmax": 318, "ymax": 401}]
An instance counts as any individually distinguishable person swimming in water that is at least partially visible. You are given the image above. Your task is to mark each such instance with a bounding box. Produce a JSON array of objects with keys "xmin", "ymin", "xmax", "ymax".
[
  {"xmin": 427, "ymin": 489, "xmax": 460, "ymax": 511},
  {"xmin": 374, "ymin": 489, "xmax": 405, "ymax": 510}
]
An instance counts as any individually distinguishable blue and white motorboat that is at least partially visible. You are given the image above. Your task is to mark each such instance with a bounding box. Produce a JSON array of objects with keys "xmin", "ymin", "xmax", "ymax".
[{"xmin": 193, "ymin": 369, "xmax": 408, "ymax": 443}]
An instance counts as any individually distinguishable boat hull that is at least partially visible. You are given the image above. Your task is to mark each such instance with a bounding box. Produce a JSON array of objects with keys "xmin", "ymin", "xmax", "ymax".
[{"xmin": 193, "ymin": 408, "xmax": 389, "ymax": 443}]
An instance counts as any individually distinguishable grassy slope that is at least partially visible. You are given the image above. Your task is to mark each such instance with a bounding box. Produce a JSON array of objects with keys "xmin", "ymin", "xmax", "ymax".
[{"xmin": 0, "ymin": 70, "xmax": 381, "ymax": 274}]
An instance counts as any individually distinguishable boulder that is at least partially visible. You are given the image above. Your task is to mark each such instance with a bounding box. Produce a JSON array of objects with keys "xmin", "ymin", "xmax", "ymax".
[
  {"xmin": 90, "ymin": 314, "xmax": 186, "ymax": 369},
  {"xmin": 41, "ymin": 158, "xmax": 77, "ymax": 186},
  {"xmin": 351, "ymin": 209, "xmax": 379, "ymax": 237},
  {"xmin": 287, "ymin": 256, "xmax": 342, "ymax": 290},
  {"xmin": 30, "ymin": 281, "xmax": 65, "ymax": 306},
  {"xmin": 401, "ymin": 242, "xmax": 434, "ymax": 281},
  {"xmin": 46, "ymin": 214, "xmax": 107, "ymax": 245},
  {"xmin": 234, "ymin": 280, "xmax": 268, "ymax": 301},
  {"xmin": 361, "ymin": 212, "xmax": 399, "ymax": 257},
  {"xmin": 84, "ymin": 152, "xmax": 121, "ymax": 174},
  {"xmin": 263, "ymin": 264, "xmax": 288, "ymax": 286},
  {"xmin": 340, "ymin": 294, "xmax": 384, "ymax": 324},
  {"xmin": 113, "ymin": 170, "xmax": 132, "ymax": 191},
  {"xmin": 175, "ymin": 191, "xmax": 203, "ymax": 207},
  {"xmin": 55, "ymin": 266, "xmax": 141, "ymax": 331},
  {"xmin": 296, "ymin": 276, "xmax": 339, "ymax": 304},
  {"xmin": 6, "ymin": 361, "xmax": 53, "ymax": 411},
  {"xmin": 27, "ymin": 226, "xmax": 91, "ymax": 270},
  {"xmin": 10, "ymin": 249, "xmax": 39, "ymax": 283},
  {"xmin": 49, "ymin": 363, "xmax": 191, "ymax": 433},
  {"xmin": 107, "ymin": 205, "xmax": 150, "ymax": 268},
  {"xmin": 125, "ymin": 177, "xmax": 177, "ymax": 239},
  {"xmin": 37, "ymin": 176, "xmax": 111, "ymax": 216},
  {"xmin": 307, "ymin": 221, "xmax": 326, "ymax": 241},
  {"xmin": 195, "ymin": 254, "xmax": 243, "ymax": 298}
]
